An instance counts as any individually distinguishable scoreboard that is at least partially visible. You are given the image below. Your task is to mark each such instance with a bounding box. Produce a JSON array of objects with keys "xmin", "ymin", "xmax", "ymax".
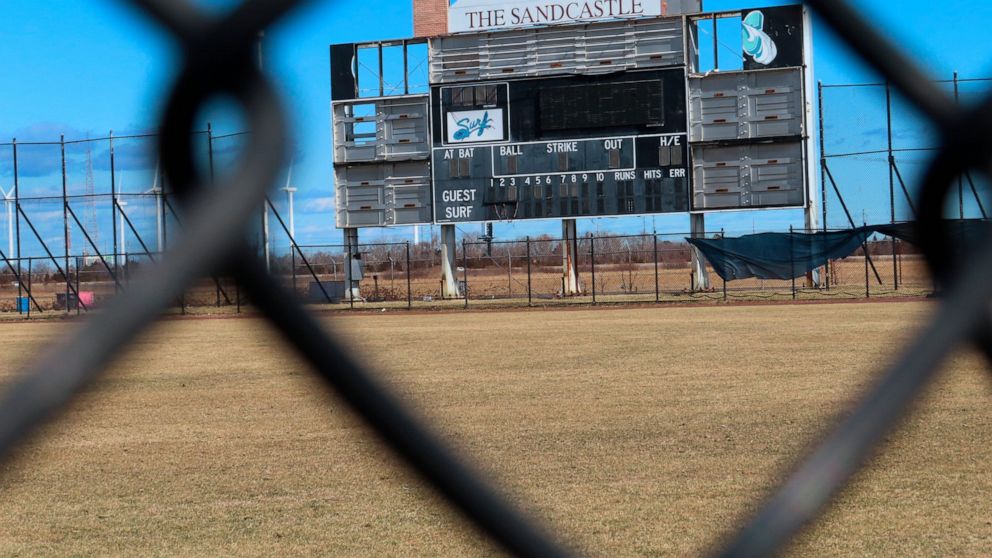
[
  {"xmin": 433, "ymin": 134, "xmax": 688, "ymax": 222},
  {"xmin": 331, "ymin": 6, "xmax": 812, "ymax": 230},
  {"xmin": 430, "ymin": 69, "xmax": 691, "ymax": 223}
]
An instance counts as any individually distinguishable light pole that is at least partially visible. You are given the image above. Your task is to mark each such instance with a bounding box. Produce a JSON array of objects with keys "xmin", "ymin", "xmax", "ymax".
[
  {"xmin": 2, "ymin": 186, "xmax": 13, "ymax": 257},
  {"xmin": 117, "ymin": 196, "xmax": 127, "ymax": 267}
]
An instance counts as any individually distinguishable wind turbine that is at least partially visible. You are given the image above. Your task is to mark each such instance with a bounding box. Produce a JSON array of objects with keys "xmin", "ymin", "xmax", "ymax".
[
  {"xmin": 145, "ymin": 157, "xmax": 164, "ymax": 254},
  {"xmin": 281, "ymin": 160, "xmax": 297, "ymax": 242},
  {"xmin": 116, "ymin": 170, "xmax": 127, "ymax": 266}
]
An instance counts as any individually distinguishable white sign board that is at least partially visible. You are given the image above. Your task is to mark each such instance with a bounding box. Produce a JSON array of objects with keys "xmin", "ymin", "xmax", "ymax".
[
  {"xmin": 448, "ymin": 0, "xmax": 662, "ymax": 34},
  {"xmin": 446, "ymin": 109, "xmax": 505, "ymax": 144}
]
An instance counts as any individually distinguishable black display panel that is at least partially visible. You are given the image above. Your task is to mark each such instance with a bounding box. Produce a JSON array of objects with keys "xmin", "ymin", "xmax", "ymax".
[
  {"xmin": 431, "ymin": 69, "xmax": 691, "ymax": 224},
  {"xmin": 742, "ymin": 5, "xmax": 804, "ymax": 70},
  {"xmin": 431, "ymin": 68, "xmax": 687, "ymax": 145},
  {"xmin": 539, "ymin": 79, "xmax": 664, "ymax": 132},
  {"xmin": 329, "ymin": 43, "xmax": 357, "ymax": 101}
]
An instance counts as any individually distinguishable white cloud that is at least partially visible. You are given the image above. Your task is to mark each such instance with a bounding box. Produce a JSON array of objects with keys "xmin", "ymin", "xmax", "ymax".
[{"xmin": 302, "ymin": 196, "xmax": 335, "ymax": 213}]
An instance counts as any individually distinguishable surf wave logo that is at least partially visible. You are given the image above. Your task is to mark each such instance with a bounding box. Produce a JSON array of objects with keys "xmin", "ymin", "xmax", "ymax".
[
  {"xmin": 453, "ymin": 111, "xmax": 494, "ymax": 141},
  {"xmin": 742, "ymin": 11, "xmax": 778, "ymax": 66}
]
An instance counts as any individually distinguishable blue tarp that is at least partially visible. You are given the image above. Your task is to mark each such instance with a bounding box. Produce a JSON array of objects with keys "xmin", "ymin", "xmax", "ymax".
[
  {"xmin": 870, "ymin": 220, "xmax": 991, "ymax": 248},
  {"xmin": 688, "ymin": 229, "xmax": 871, "ymax": 281},
  {"xmin": 687, "ymin": 220, "xmax": 991, "ymax": 282}
]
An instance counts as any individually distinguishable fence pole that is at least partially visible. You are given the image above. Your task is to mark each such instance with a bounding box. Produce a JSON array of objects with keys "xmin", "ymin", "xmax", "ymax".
[
  {"xmin": 653, "ymin": 233, "xmax": 660, "ymax": 303},
  {"xmin": 864, "ymin": 224, "xmax": 870, "ymax": 299},
  {"xmin": 885, "ymin": 81, "xmax": 898, "ymax": 291},
  {"xmin": 26, "ymin": 258, "xmax": 31, "ymax": 320},
  {"xmin": 12, "ymin": 139, "xmax": 22, "ymax": 314},
  {"xmin": 590, "ymin": 235, "xmax": 597, "ymax": 305},
  {"xmin": 406, "ymin": 242, "xmax": 412, "ymax": 310},
  {"xmin": 954, "ymin": 71, "xmax": 964, "ymax": 219},
  {"xmin": 507, "ymin": 247, "xmax": 512, "ymax": 298},
  {"xmin": 109, "ymin": 131, "xmax": 120, "ymax": 295},
  {"xmin": 236, "ymin": 281, "xmax": 241, "ymax": 314},
  {"xmin": 790, "ymin": 225, "xmax": 796, "ymax": 300},
  {"xmin": 291, "ymin": 249, "xmax": 297, "ymax": 299},
  {"xmin": 526, "ymin": 236, "xmax": 532, "ymax": 307},
  {"xmin": 818, "ymin": 81, "xmax": 830, "ymax": 291},
  {"xmin": 462, "ymin": 239, "xmax": 468, "ymax": 309},
  {"xmin": 75, "ymin": 257, "xmax": 81, "ymax": 316},
  {"xmin": 348, "ymin": 243, "xmax": 354, "ymax": 310},
  {"xmin": 722, "ymin": 229, "xmax": 727, "ymax": 301},
  {"xmin": 61, "ymin": 135, "xmax": 70, "ymax": 315}
]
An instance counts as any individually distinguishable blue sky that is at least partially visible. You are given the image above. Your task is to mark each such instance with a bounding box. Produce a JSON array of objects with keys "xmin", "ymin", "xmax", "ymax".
[{"xmin": 1, "ymin": 0, "xmax": 990, "ymax": 259}]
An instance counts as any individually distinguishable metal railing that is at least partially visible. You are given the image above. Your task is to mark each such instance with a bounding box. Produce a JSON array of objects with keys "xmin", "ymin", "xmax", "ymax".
[{"xmin": 0, "ymin": 1, "xmax": 989, "ymax": 557}]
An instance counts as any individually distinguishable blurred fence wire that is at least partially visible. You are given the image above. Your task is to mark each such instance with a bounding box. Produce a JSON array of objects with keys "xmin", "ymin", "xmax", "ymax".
[{"xmin": 0, "ymin": 1, "xmax": 989, "ymax": 557}]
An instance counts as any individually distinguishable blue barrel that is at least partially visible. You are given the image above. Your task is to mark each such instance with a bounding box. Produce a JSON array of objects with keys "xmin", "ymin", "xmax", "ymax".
[{"xmin": 17, "ymin": 297, "xmax": 30, "ymax": 313}]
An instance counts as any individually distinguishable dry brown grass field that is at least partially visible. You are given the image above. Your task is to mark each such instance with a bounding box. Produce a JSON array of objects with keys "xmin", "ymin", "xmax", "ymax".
[{"xmin": 0, "ymin": 301, "xmax": 989, "ymax": 556}]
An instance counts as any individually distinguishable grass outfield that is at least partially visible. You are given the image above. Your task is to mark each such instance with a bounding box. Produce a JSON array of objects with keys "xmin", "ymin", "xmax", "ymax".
[{"xmin": 0, "ymin": 302, "xmax": 989, "ymax": 556}]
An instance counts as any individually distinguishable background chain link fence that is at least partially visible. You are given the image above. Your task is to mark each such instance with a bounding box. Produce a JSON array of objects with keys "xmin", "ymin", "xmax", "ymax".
[{"xmin": 0, "ymin": 230, "xmax": 933, "ymax": 316}]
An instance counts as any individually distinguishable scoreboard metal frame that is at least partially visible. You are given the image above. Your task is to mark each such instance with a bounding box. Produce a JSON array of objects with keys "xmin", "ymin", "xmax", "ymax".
[{"xmin": 330, "ymin": 4, "xmax": 815, "ymax": 229}]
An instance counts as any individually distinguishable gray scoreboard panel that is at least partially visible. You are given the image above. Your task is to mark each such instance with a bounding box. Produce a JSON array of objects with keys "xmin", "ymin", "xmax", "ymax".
[
  {"xmin": 685, "ymin": 5, "xmax": 811, "ymax": 213},
  {"xmin": 431, "ymin": 68, "xmax": 691, "ymax": 223}
]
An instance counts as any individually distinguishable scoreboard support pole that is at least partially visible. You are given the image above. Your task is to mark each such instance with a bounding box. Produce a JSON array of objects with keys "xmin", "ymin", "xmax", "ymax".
[
  {"xmin": 344, "ymin": 227, "xmax": 360, "ymax": 302},
  {"xmin": 690, "ymin": 213, "xmax": 711, "ymax": 291},
  {"xmin": 440, "ymin": 224, "xmax": 461, "ymax": 299},
  {"xmin": 561, "ymin": 219, "xmax": 582, "ymax": 297}
]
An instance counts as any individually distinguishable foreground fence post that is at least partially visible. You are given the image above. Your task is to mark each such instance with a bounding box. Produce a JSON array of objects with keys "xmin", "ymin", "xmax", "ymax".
[
  {"xmin": 526, "ymin": 236, "xmax": 532, "ymax": 307},
  {"xmin": 653, "ymin": 233, "xmax": 660, "ymax": 303},
  {"xmin": 590, "ymin": 235, "xmax": 597, "ymax": 305}
]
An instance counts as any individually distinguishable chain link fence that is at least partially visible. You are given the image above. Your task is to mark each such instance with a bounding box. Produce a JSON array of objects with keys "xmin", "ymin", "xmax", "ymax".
[
  {"xmin": 820, "ymin": 77, "xmax": 992, "ymax": 230},
  {"xmin": 0, "ymin": 1, "xmax": 990, "ymax": 557},
  {"xmin": 0, "ymin": 227, "xmax": 938, "ymax": 318}
]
